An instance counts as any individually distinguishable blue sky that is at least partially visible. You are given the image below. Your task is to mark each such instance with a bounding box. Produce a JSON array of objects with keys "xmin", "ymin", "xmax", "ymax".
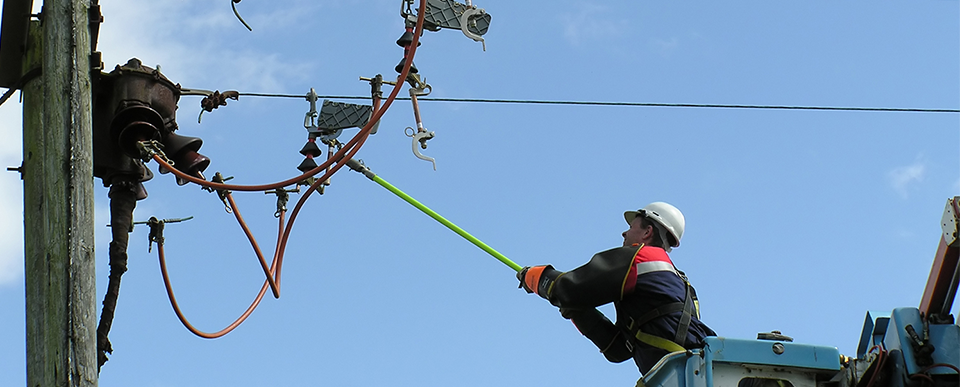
[{"xmin": 0, "ymin": 1, "xmax": 958, "ymax": 386}]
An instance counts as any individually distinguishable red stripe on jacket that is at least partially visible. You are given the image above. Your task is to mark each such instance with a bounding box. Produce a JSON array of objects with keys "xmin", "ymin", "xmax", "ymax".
[{"xmin": 622, "ymin": 245, "xmax": 672, "ymax": 297}]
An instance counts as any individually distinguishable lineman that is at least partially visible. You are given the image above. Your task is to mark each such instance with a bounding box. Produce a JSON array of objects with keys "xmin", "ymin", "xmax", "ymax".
[{"xmin": 518, "ymin": 202, "xmax": 716, "ymax": 374}]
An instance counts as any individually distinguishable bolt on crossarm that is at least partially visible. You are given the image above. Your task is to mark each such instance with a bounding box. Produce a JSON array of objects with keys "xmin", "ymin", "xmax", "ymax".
[{"xmin": 345, "ymin": 158, "xmax": 521, "ymax": 272}]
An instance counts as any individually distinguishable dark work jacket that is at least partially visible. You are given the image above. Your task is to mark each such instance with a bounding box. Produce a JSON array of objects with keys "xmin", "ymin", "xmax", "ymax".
[{"xmin": 540, "ymin": 245, "xmax": 716, "ymax": 374}]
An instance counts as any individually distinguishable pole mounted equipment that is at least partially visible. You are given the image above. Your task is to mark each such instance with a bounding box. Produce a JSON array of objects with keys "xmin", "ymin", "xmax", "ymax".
[
  {"xmin": 300, "ymin": 87, "xmax": 379, "ymax": 193},
  {"xmin": 93, "ymin": 58, "xmax": 212, "ymax": 190},
  {"xmin": 400, "ymin": 0, "xmax": 492, "ymax": 50}
]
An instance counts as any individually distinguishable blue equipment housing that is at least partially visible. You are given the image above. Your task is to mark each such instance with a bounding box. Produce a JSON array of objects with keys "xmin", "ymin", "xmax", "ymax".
[{"xmin": 637, "ymin": 197, "xmax": 960, "ymax": 387}]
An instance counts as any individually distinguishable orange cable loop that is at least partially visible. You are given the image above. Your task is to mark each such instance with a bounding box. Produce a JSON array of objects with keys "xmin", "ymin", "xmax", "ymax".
[
  {"xmin": 157, "ymin": 242, "xmax": 271, "ymax": 338},
  {"xmin": 157, "ymin": 151, "xmax": 354, "ymax": 338},
  {"xmin": 157, "ymin": 0, "xmax": 428, "ymax": 338},
  {"xmin": 226, "ymin": 192, "xmax": 280, "ymax": 298}
]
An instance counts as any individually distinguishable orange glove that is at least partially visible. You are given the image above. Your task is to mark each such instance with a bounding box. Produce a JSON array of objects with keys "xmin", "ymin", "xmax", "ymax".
[{"xmin": 517, "ymin": 265, "xmax": 561, "ymax": 298}]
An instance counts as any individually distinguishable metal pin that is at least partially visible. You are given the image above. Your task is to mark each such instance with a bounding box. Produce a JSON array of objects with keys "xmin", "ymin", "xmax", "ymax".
[
  {"xmin": 107, "ymin": 216, "xmax": 193, "ymax": 228},
  {"xmin": 360, "ymin": 76, "xmax": 397, "ymax": 86},
  {"xmin": 7, "ymin": 164, "xmax": 23, "ymax": 179}
]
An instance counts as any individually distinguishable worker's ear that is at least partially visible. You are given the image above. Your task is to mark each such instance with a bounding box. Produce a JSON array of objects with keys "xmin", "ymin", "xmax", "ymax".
[{"xmin": 642, "ymin": 224, "xmax": 655, "ymax": 240}]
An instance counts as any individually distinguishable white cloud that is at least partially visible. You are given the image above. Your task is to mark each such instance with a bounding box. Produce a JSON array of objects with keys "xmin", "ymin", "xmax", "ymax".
[
  {"xmin": 97, "ymin": 0, "xmax": 313, "ymax": 91},
  {"xmin": 558, "ymin": 4, "xmax": 629, "ymax": 46},
  {"xmin": 0, "ymin": 0, "xmax": 312, "ymax": 287},
  {"xmin": 888, "ymin": 159, "xmax": 926, "ymax": 198}
]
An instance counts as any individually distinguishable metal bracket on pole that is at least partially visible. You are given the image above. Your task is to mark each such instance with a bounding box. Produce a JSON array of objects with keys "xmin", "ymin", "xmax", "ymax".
[
  {"xmin": 305, "ymin": 93, "xmax": 378, "ymax": 143},
  {"xmin": 400, "ymin": 0, "xmax": 492, "ymax": 50}
]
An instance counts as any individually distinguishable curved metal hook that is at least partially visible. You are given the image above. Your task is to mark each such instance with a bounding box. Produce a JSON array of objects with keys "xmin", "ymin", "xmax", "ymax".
[
  {"xmin": 412, "ymin": 82, "xmax": 432, "ymax": 97},
  {"xmin": 460, "ymin": 7, "xmax": 486, "ymax": 51},
  {"xmin": 406, "ymin": 127, "xmax": 436, "ymax": 170},
  {"xmin": 232, "ymin": 0, "xmax": 253, "ymax": 31}
]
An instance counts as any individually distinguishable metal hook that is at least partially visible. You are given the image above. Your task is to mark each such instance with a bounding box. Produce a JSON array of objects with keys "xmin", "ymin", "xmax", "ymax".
[
  {"xmin": 404, "ymin": 73, "xmax": 431, "ymax": 95},
  {"xmin": 406, "ymin": 127, "xmax": 436, "ymax": 170},
  {"xmin": 400, "ymin": 0, "xmax": 414, "ymax": 18},
  {"xmin": 460, "ymin": 6, "xmax": 487, "ymax": 51},
  {"xmin": 404, "ymin": 77, "xmax": 436, "ymax": 170}
]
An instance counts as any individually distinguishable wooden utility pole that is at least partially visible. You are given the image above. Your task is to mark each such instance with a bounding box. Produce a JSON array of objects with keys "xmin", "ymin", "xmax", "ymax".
[{"xmin": 22, "ymin": 0, "xmax": 97, "ymax": 384}]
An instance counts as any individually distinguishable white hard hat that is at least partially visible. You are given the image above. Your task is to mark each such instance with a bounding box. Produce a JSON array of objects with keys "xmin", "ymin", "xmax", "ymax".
[{"xmin": 624, "ymin": 202, "xmax": 685, "ymax": 248}]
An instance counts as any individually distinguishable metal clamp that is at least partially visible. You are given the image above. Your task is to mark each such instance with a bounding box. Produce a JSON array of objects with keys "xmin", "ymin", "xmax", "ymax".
[
  {"xmin": 317, "ymin": 138, "xmax": 342, "ymax": 194},
  {"xmin": 147, "ymin": 217, "xmax": 164, "ymax": 253},
  {"xmin": 136, "ymin": 140, "xmax": 173, "ymax": 165},
  {"xmin": 146, "ymin": 216, "xmax": 193, "ymax": 253},
  {"xmin": 202, "ymin": 172, "xmax": 234, "ymax": 213},
  {"xmin": 404, "ymin": 74, "xmax": 436, "ymax": 170},
  {"xmin": 304, "ymin": 88, "xmax": 319, "ymax": 131},
  {"xmin": 265, "ymin": 187, "xmax": 299, "ymax": 218}
]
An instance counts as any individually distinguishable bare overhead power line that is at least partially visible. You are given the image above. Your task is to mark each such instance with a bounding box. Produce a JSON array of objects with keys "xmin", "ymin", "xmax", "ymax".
[{"xmin": 233, "ymin": 92, "xmax": 960, "ymax": 114}]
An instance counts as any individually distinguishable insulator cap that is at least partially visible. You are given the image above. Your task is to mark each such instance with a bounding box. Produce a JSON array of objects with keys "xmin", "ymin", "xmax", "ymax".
[
  {"xmin": 396, "ymin": 31, "xmax": 422, "ymax": 47},
  {"xmin": 299, "ymin": 141, "xmax": 322, "ymax": 157},
  {"xmin": 395, "ymin": 59, "xmax": 418, "ymax": 74},
  {"xmin": 297, "ymin": 157, "xmax": 318, "ymax": 172}
]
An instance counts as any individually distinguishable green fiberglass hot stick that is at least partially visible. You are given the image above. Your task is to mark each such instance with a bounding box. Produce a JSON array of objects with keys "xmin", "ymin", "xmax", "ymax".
[{"xmin": 345, "ymin": 159, "xmax": 522, "ymax": 272}]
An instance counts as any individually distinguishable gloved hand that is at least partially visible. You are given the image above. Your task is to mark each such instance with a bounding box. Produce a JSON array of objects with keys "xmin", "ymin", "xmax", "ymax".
[{"xmin": 517, "ymin": 265, "xmax": 560, "ymax": 297}]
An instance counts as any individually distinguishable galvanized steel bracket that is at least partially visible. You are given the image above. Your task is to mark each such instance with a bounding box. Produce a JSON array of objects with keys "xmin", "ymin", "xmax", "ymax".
[
  {"xmin": 402, "ymin": 0, "xmax": 491, "ymax": 48},
  {"xmin": 303, "ymin": 88, "xmax": 378, "ymax": 142}
]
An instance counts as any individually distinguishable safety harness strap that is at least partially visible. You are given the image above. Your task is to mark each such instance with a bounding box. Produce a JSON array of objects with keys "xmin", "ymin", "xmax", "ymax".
[
  {"xmin": 673, "ymin": 285, "xmax": 696, "ymax": 346},
  {"xmin": 628, "ymin": 303, "xmax": 685, "ymax": 328},
  {"xmin": 622, "ymin": 284, "xmax": 699, "ymax": 352},
  {"xmin": 634, "ymin": 329, "xmax": 686, "ymax": 353}
]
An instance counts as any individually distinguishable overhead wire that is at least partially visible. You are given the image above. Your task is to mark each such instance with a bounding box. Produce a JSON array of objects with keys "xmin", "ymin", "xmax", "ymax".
[{"xmin": 227, "ymin": 92, "xmax": 960, "ymax": 114}]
